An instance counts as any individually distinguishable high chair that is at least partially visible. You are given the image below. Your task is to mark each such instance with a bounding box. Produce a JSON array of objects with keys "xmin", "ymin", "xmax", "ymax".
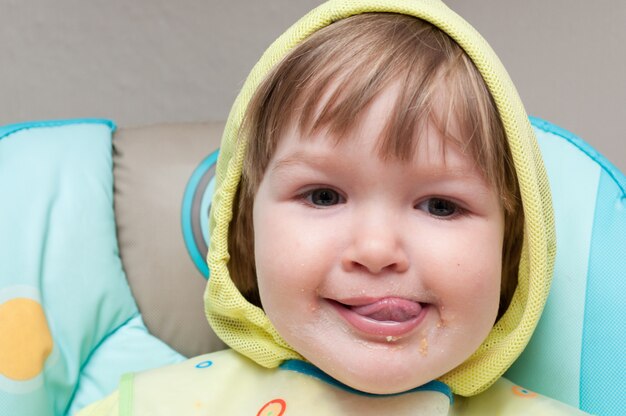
[{"xmin": 0, "ymin": 117, "xmax": 623, "ymax": 415}]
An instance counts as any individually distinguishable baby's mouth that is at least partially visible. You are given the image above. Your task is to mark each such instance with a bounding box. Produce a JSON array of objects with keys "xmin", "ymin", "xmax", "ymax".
[
  {"xmin": 330, "ymin": 297, "xmax": 428, "ymax": 337},
  {"xmin": 348, "ymin": 298, "xmax": 423, "ymax": 322}
]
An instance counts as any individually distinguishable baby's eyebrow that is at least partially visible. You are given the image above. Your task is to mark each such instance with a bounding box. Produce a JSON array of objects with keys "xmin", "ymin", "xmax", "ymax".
[
  {"xmin": 270, "ymin": 151, "xmax": 492, "ymax": 190},
  {"xmin": 270, "ymin": 152, "xmax": 335, "ymax": 173}
]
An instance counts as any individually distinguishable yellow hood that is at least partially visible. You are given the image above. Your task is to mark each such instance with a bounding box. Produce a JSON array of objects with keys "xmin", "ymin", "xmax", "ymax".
[{"xmin": 205, "ymin": 0, "xmax": 555, "ymax": 397}]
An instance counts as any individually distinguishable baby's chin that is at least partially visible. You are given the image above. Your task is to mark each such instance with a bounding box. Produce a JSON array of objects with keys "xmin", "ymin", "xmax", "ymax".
[
  {"xmin": 312, "ymin": 352, "xmax": 449, "ymax": 396},
  {"xmin": 333, "ymin": 369, "xmax": 437, "ymax": 395}
]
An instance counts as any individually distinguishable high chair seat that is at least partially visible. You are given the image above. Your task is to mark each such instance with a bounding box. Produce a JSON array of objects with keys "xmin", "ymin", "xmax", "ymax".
[{"xmin": 0, "ymin": 117, "xmax": 623, "ymax": 415}]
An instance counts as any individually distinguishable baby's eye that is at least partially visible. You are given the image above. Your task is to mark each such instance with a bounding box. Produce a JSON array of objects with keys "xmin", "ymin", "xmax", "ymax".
[
  {"xmin": 417, "ymin": 198, "xmax": 459, "ymax": 218},
  {"xmin": 304, "ymin": 188, "xmax": 343, "ymax": 207}
]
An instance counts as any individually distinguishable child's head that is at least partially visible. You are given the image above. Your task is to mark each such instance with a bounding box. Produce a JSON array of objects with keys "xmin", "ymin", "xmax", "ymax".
[{"xmin": 224, "ymin": 13, "xmax": 524, "ymax": 394}]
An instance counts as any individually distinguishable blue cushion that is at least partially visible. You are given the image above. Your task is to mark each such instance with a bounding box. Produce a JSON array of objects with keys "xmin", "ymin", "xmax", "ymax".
[
  {"xmin": 0, "ymin": 120, "xmax": 184, "ymax": 416},
  {"xmin": 506, "ymin": 117, "xmax": 626, "ymax": 416}
]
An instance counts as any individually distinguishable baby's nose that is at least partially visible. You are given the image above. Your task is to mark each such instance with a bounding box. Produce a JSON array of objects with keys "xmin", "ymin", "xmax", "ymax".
[{"xmin": 341, "ymin": 222, "xmax": 409, "ymax": 275}]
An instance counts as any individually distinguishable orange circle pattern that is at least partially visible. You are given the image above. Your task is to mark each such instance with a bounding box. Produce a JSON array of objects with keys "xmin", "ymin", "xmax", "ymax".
[
  {"xmin": 0, "ymin": 298, "xmax": 53, "ymax": 380},
  {"xmin": 512, "ymin": 385, "xmax": 538, "ymax": 399},
  {"xmin": 257, "ymin": 398, "xmax": 287, "ymax": 416}
]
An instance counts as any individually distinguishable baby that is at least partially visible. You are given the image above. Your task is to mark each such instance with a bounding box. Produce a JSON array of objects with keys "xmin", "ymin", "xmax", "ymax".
[{"xmin": 80, "ymin": 1, "xmax": 590, "ymax": 414}]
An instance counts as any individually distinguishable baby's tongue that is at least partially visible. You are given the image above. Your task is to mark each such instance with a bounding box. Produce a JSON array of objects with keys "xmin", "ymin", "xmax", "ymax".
[{"xmin": 350, "ymin": 298, "xmax": 422, "ymax": 322}]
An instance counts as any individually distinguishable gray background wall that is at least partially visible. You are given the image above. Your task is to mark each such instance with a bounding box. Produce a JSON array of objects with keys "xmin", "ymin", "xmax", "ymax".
[{"xmin": 2, "ymin": 0, "xmax": 624, "ymax": 172}]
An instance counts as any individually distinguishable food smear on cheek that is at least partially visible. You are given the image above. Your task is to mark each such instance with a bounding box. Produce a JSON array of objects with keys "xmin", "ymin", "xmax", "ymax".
[{"xmin": 420, "ymin": 338, "xmax": 429, "ymax": 356}]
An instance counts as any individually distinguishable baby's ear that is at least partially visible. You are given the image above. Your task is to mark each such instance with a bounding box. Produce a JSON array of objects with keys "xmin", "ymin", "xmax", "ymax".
[{"xmin": 113, "ymin": 121, "xmax": 226, "ymax": 357}]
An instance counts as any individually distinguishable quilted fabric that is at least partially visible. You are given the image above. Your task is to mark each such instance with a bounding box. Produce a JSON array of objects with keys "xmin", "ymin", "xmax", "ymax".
[
  {"xmin": 506, "ymin": 117, "xmax": 626, "ymax": 416},
  {"xmin": 0, "ymin": 120, "xmax": 183, "ymax": 416}
]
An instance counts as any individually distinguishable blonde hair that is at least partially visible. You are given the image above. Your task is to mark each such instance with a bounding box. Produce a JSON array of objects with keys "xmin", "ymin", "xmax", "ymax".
[{"xmin": 229, "ymin": 13, "xmax": 523, "ymax": 318}]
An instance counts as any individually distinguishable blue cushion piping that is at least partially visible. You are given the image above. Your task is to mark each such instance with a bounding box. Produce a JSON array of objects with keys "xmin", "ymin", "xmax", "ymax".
[
  {"xmin": 529, "ymin": 116, "xmax": 625, "ymax": 197},
  {"xmin": 0, "ymin": 118, "xmax": 116, "ymax": 142}
]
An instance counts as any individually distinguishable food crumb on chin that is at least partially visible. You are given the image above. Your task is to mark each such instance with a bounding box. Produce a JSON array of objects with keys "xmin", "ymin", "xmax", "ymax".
[{"xmin": 420, "ymin": 338, "xmax": 429, "ymax": 356}]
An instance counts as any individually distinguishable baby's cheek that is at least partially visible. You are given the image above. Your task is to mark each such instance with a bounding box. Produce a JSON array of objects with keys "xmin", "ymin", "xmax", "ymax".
[
  {"xmin": 438, "ymin": 261, "xmax": 501, "ymax": 322},
  {"xmin": 453, "ymin": 242, "xmax": 502, "ymax": 287}
]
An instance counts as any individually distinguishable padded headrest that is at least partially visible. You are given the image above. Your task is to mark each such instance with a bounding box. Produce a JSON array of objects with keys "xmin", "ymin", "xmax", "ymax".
[{"xmin": 112, "ymin": 122, "xmax": 226, "ymax": 358}]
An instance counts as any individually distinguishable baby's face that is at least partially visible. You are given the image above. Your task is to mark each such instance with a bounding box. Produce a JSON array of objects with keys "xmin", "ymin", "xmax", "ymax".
[{"xmin": 252, "ymin": 87, "xmax": 505, "ymax": 394}]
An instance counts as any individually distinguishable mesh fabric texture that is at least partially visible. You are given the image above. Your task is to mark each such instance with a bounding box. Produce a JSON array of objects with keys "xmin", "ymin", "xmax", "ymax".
[{"xmin": 205, "ymin": 0, "xmax": 555, "ymax": 397}]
